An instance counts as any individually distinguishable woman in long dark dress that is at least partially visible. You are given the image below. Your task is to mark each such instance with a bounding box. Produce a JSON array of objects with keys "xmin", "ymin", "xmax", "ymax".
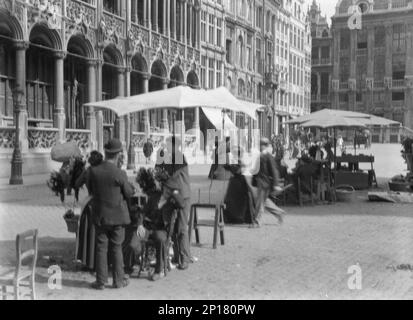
[
  {"xmin": 223, "ymin": 147, "xmax": 255, "ymax": 224},
  {"xmin": 74, "ymin": 151, "xmax": 103, "ymax": 271}
]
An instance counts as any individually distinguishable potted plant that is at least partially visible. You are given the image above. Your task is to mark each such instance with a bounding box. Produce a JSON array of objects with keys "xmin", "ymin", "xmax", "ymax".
[{"xmin": 401, "ymin": 137, "xmax": 413, "ymax": 172}]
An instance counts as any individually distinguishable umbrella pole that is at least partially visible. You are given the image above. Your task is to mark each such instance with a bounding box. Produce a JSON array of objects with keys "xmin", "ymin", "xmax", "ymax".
[{"xmin": 172, "ymin": 110, "xmax": 176, "ymax": 171}]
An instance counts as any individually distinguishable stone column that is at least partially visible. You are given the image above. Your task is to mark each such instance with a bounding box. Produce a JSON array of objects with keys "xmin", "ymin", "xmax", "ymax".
[
  {"xmin": 95, "ymin": 59, "xmax": 104, "ymax": 152},
  {"xmin": 125, "ymin": 67, "xmax": 131, "ymax": 158},
  {"xmin": 115, "ymin": 68, "xmax": 126, "ymax": 142},
  {"xmin": 189, "ymin": 3, "xmax": 193, "ymax": 46},
  {"xmin": 148, "ymin": 0, "xmax": 152, "ymax": 29},
  {"xmin": 96, "ymin": 110, "xmax": 104, "ymax": 154},
  {"xmin": 161, "ymin": 80, "xmax": 170, "ymax": 131},
  {"xmin": 196, "ymin": 7, "xmax": 201, "ymax": 48},
  {"xmin": 181, "ymin": 0, "xmax": 185, "ymax": 42},
  {"xmin": 14, "ymin": 41, "xmax": 29, "ymax": 152},
  {"xmin": 54, "ymin": 51, "xmax": 66, "ymax": 143},
  {"xmin": 143, "ymin": 0, "xmax": 148, "ymax": 27},
  {"xmin": 317, "ymin": 73, "xmax": 321, "ymax": 99},
  {"xmin": 86, "ymin": 60, "xmax": 97, "ymax": 150},
  {"xmin": 184, "ymin": 0, "xmax": 188, "ymax": 45},
  {"xmin": 154, "ymin": 0, "xmax": 158, "ymax": 32},
  {"xmin": 171, "ymin": 0, "xmax": 176, "ymax": 39},
  {"xmin": 141, "ymin": 73, "xmax": 151, "ymax": 137},
  {"xmin": 166, "ymin": 0, "xmax": 170, "ymax": 37}
]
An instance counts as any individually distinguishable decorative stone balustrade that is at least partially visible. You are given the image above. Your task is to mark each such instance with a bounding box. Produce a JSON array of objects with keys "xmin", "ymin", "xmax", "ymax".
[
  {"xmin": 66, "ymin": 129, "xmax": 91, "ymax": 151},
  {"xmin": 0, "ymin": 127, "xmax": 16, "ymax": 149},
  {"xmin": 28, "ymin": 127, "xmax": 59, "ymax": 149}
]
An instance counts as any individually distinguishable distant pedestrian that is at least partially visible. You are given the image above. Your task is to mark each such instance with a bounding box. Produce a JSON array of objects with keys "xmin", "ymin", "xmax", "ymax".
[{"xmin": 252, "ymin": 138, "xmax": 285, "ymax": 227}]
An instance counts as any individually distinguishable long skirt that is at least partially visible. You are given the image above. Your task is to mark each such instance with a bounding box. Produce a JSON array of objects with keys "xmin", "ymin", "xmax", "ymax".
[
  {"xmin": 224, "ymin": 174, "xmax": 255, "ymax": 224},
  {"xmin": 77, "ymin": 202, "xmax": 96, "ymax": 270}
]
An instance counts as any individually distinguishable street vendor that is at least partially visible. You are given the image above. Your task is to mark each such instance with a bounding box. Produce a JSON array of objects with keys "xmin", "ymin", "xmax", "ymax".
[{"xmin": 155, "ymin": 136, "xmax": 191, "ymax": 270}]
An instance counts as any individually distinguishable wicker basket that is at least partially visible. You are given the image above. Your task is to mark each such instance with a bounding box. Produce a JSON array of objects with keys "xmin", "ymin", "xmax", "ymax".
[
  {"xmin": 388, "ymin": 181, "xmax": 409, "ymax": 192},
  {"xmin": 64, "ymin": 215, "xmax": 80, "ymax": 233},
  {"xmin": 336, "ymin": 185, "xmax": 356, "ymax": 202}
]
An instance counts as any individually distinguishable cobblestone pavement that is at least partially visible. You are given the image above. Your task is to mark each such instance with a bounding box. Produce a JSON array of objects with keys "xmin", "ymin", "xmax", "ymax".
[{"xmin": 0, "ymin": 144, "xmax": 412, "ymax": 300}]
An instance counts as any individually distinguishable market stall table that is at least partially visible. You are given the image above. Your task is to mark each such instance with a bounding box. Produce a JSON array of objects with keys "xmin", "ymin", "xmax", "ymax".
[{"xmin": 334, "ymin": 155, "xmax": 377, "ymax": 189}]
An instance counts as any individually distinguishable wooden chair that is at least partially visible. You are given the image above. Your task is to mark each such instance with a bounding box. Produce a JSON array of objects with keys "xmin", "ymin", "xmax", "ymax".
[
  {"xmin": 0, "ymin": 230, "xmax": 38, "ymax": 300},
  {"xmin": 188, "ymin": 204, "xmax": 225, "ymax": 249}
]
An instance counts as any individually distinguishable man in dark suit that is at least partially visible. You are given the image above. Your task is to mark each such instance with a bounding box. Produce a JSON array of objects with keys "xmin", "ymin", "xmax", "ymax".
[
  {"xmin": 88, "ymin": 139, "xmax": 135, "ymax": 290},
  {"xmin": 253, "ymin": 138, "xmax": 285, "ymax": 227}
]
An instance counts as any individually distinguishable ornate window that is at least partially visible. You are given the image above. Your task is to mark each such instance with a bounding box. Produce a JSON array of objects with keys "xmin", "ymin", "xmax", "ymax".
[
  {"xmin": 238, "ymin": 35, "xmax": 244, "ymax": 68},
  {"xmin": 103, "ymin": 0, "xmax": 121, "ymax": 16},
  {"xmin": 0, "ymin": 42, "xmax": 15, "ymax": 120},
  {"xmin": 393, "ymin": 24, "xmax": 406, "ymax": 50}
]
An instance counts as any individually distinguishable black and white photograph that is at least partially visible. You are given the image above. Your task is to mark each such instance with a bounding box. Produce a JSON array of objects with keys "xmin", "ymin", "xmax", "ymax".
[{"xmin": 0, "ymin": 0, "xmax": 413, "ymax": 303}]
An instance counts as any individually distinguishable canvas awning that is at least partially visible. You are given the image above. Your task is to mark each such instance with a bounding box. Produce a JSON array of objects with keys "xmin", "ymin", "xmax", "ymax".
[{"xmin": 201, "ymin": 107, "xmax": 237, "ymax": 130}]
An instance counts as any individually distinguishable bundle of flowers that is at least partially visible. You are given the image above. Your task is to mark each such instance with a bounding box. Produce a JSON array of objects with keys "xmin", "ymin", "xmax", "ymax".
[
  {"xmin": 47, "ymin": 171, "xmax": 66, "ymax": 203},
  {"xmin": 136, "ymin": 167, "xmax": 158, "ymax": 194}
]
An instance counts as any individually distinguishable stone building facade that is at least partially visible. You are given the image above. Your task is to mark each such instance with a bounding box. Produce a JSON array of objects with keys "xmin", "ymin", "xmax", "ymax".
[
  {"xmin": 309, "ymin": 0, "xmax": 333, "ymax": 112},
  {"xmin": 223, "ymin": 0, "xmax": 311, "ymax": 139},
  {"xmin": 0, "ymin": 0, "xmax": 311, "ymax": 178},
  {"xmin": 0, "ymin": 0, "xmax": 201, "ymax": 177},
  {"xmin": 330, "ymin": 0, "xmax": 413, "ymax": 141}
]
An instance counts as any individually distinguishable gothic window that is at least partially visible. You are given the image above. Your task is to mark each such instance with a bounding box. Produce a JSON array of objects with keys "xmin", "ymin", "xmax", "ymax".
[
  {"xmin": 216, "ymin": 61, "xmax": 222, "ymax": 87},
  {"xmin": 26, "ymin": 47, "xmax": 54, "ymax": 122},
  {"xmin": 339, "ymin": 57, "xmax": 350, "ymax": 82},
  {"xmin": 131, "ymin": 0, "xmax": 144, "ymax": 25},
  {"xmin": 238, "ymin": 79, "xmax": 245, "ymax": 97},
  {"xmin": 340, "ymin": 29, "xmax": 350, "ymax": 50},
  {"xmin": 357, "ymin": 29, "xmax": 367, "ymax": 49},
  {"xmin": 216, "ymin": 18, "xmax": 222, "ymax": 47},
  {"xmin": 201, "ymin": 11, "xmax": 206, "ymax": 42},
  {"xmin": 321, "ymin": 73, "xmax": 329, "ymax": 95},
  {"xmin": 226, "ymin": 26, "xmax": 233, "ymax": 64},
  {"xmin": 393, "ymin": 24, "xmax": 406, "ymax": 50},
  {"xmin": 247, "ymin": 35, "xmax": 252, "ymax": 71},
  {"xmin": 321, "ymin": 46, "xmax": 330, "ymax": 59},
  {"xmin": 208, "ymin": 58, "xmax": 215, "ymax": 89},
  {"xmin": 374, "ymin": 26, "xmax": 385, "ymax": 48},
  {"xmin": 238, "ymin": 35, "xmax": 244, "ymax": 68},
  {"xmin": 103, "ymin": 0, "xmax": 120, "ymax": 16},
  {"xmin": 374, "ymin": 55, "xmax": 385, "ymax": 80},
  {"xmin": 0, "ymin": 41, "xmax": 15, "ymax": 118},
  {"xmin": 200, "ymin": 56, "xmax": 207, "ymax": 89}
]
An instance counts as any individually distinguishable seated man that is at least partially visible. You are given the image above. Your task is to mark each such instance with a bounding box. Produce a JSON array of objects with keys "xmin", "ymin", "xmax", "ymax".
[{"xmin": 133, "ymin": 168, "xmax": 185, "ymax": 281}]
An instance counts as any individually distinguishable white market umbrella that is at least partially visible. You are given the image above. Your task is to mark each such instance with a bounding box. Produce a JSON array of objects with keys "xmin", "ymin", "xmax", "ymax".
[
  {"xmin": 284, "ymin": 109, "xmax": 371, "ymax": 125},
  {"xmin": 85, "ymin": 86, "xmax": 251, "ymax": 115},
  {"xmin": 206, "ymin": 87, "xmax": 261, "ymax": 120},
  {"xmin": 300, "ymin": 115, "xmax": 367, "ymax": 158}
]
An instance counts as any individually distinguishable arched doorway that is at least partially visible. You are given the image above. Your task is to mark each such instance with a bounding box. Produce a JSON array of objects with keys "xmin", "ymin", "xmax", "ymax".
[
  {"xmin": 65, "ymin": 35, "xmax": 91, "ymax": 129},
  {"xmin": 27, "ymin": 24, "xmax": 61, "ymax": 128},
  {"xmin": 102, "ymin": 45, "xmax": 122, "ymax": 142},
  {"xmin": 149, "ymin": 58, "xmax": 167, "ymax": 130},
  {"xmin": 130, "ymin": 52, "xmax": 148, "ymax": 132},
  {"xmin": 0, "ymin": 16, "xmax": 17, "ymax": 125}
]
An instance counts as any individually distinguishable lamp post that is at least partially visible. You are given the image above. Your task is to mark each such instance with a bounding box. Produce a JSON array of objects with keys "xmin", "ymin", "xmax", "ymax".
[
  {"xmin": 127, "ymin": 114, "xmax": 136, "ymax": 170},
  {"xmin": 10, "ymin": 86, "xmax": 24, "ymax": 185}
]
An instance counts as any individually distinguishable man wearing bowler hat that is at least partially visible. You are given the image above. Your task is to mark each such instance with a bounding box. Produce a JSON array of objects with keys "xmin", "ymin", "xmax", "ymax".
[{"xmin": 88, "ymin": 139, "xmax": 135, "ymax": 290}]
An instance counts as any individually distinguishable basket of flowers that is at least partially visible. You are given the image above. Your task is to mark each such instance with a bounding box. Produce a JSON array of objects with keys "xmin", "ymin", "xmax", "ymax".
[
  {"xmin": 336, "ymin": 185, "xmax": 356, "ymax": 202},
  {"xmin": 63, "ymin": 209, "xmax": 80, "ymax": 234},
  {"xmin": 388, "ymin": 175, "xmax": 410, "ymax": 192}
]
